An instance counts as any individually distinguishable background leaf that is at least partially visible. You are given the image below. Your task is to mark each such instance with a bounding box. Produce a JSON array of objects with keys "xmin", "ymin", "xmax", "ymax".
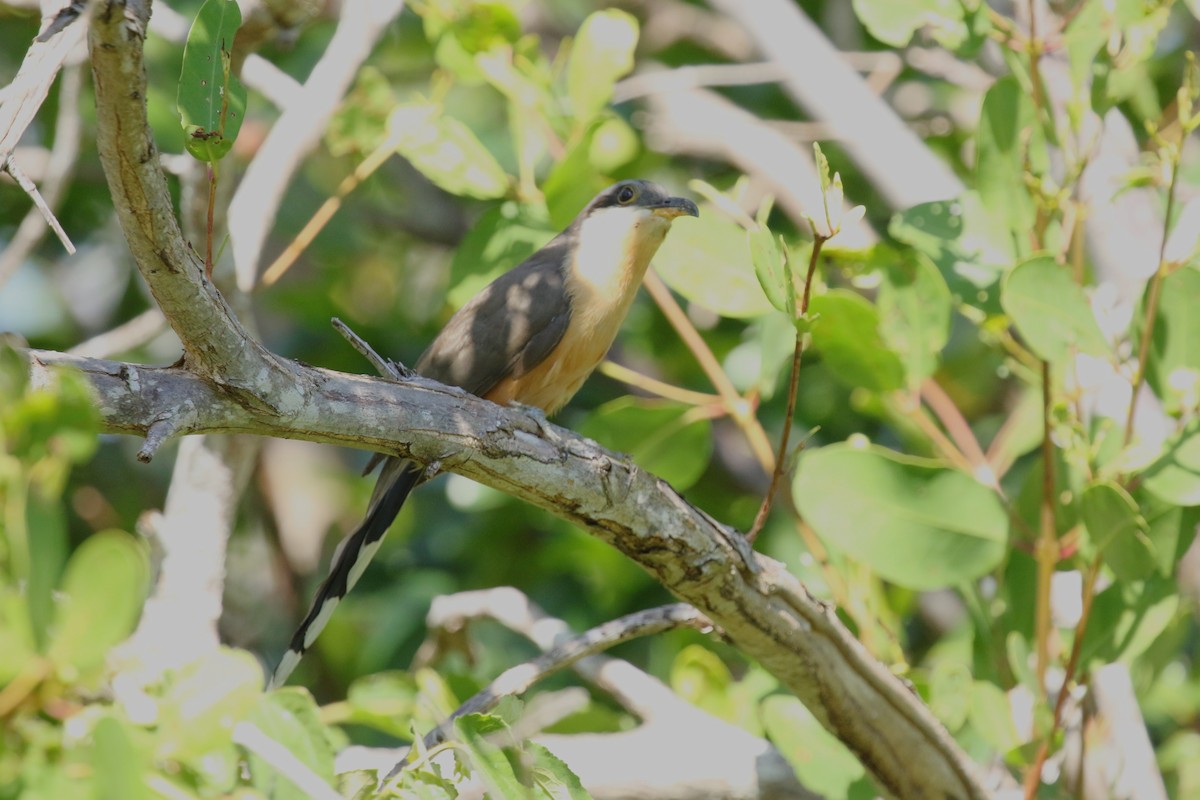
[
  {"xmin": 808, "ymin": 291, "xmax": 906, "ymax": 392},
  {"xmin": 580, "ymin": 398, "xmax": 713, "ymax": 490},
  {"xmin": 793, "ymin": 444, "xmax": 1008, "ymax": 589},
  {"xmin": 1001, "ymin": 255, "xmax": 1109, "ymax": 363},
  {"xmin": 876, "ymin": 251, "xmax": 952, "ymax": 385},
  {"xmin": 566, "ymin": 10, "xmax": 639, "ymax": 122}
]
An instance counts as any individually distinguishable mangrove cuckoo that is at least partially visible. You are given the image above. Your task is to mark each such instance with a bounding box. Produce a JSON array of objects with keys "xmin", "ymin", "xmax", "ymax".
[{"xmin": 270, "ymin": 180, "xmax": 699, "ymax": 688}]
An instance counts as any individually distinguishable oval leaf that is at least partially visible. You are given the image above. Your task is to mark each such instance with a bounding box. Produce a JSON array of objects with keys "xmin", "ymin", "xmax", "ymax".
[
  {"xmin": 388, "ymin": 103, "xmax": 509, "ymax": 200},
  {"xmin": 748, "ymin": 226, "xmax": 794, "ymax": 316},
  {"xmin": 1142, "ymin": 421, "xmax": 1200, "ymax": 506},
  {"xmin": 807, "ymin": 291, "xmax": 906, "ymax": 392},
  {"xmin": 877, "ymin": 251, "xmax": 951, "ymax": 385},
  {"xmin": 793, "ymin": 444, "xmax": 1008, "ymax": 589},
  {"xmin": 177, "ymin": 0, "xmax": 246, "ymax": 162},
  {"xmin": 48, "ymin": 530, "xmax": 148, "ymax": 677},
  {"xmin": 1141, "ymin": 265, "xmax": 1200, "ymax": 415},
  {"xmin": 567, "ymin": 10, "xmax": 639, "ymax": 122},
  {"xmin": 1001, "ymin": 255, "xmax": 1109, "ymax": 363},
  {"xmin": 1080, "ymin": 481, "xmax": 1157, "ymax": 582}
]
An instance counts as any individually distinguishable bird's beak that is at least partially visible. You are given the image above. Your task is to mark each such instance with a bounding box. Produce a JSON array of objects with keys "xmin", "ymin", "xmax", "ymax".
[{"xmin": 649, "ymin": 196, "xmax": 700, "ymax": 220}]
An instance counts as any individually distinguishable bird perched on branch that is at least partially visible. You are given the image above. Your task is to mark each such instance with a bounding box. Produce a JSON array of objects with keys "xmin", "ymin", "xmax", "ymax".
[{"xmin": 270, "ymin": 180, "xmax": 699, "ymax": 688}]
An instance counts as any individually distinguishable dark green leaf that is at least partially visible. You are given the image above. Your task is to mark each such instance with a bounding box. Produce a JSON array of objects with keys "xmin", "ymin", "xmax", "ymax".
[
  {"xmin": 47, "ymin": 530, "xmax": 148, "ymax": 678},
  {"xmin": 544, "ymin": 124, "xmax": 608, "ymax": 230},
  {"xmin": 807, "ymin": 291, "xmax": 906, "ymax": 393},
  {"xmin": 1001, "ymin": 255, "xmax": 1109, "ymax": 363},
  {"xmin": 566, "ymin": 10, "xmax": 639, "ymax": 122},
  {"xmin": 1137, "ymin": 488, "xmax": 1200, "ymax": 576},
  {"xmin": 580, "ymin": 398, "xmax": 712, "ymax": 490},
  {"xmin": 448, "ymin": 204, "xmax": 555, "ymax": 308},
  {"xmin": 177, "ymin": 0, "xmax": 246, "ymax": 162},
  {"xmin": 793, "ymin": 444, "xmax": 1008, "ymax": 589},
  {"xmin": 1080, "ymin": 575, "xmax": 1178, "ymax": 665},
  {"xmin": 1080, "ymin": 481, "xmax": 1157, "ymax": 582},
  {"xmin": 876, "ymin": 251, "xmax": 951, "ymax": 385}
]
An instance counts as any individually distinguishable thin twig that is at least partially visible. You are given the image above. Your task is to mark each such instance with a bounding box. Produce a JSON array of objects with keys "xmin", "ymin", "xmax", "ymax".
[
  {"xmin": 331, "ymin": 317, "xmax": 411, "ymax": 380},
  {"xmin": 598, "ymin": 360, "xmax": 722, "ymax": 407},
  {"xmin": 1, "ymin": 154, "xmax": 74, "ymax": 255},
  {"xmin": 388, "ymin": 604, "xmax": 708, "ymax": 780},
  {"xmin": 747, "ymin": 236, "xmax": 824, "ymax": 542},
  {"xmin": 1034, "ymin": 360, "xmax": 1056, "ymax": 697},
  {"xmin": 642, "ymin": 270, "xmax": 777, "ymax": 473}
]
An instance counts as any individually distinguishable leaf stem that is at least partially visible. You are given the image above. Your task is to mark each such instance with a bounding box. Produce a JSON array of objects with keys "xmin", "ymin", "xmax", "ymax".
[
  {"xmin": 1124, "ymin": 136, "xmax": 1184, "ymax": 448},
  {"xmin": 1034, "ymin": 359, "xmax": 1057, "ymax": 697},
  {"xmin": 205, "ymin": 162, "xmax": 217, "ymax": 278},
  {"xmin": 747, "ymin": 234, "xmax": 824, "ymax": 542},
  {"xmin": 598, "ymin": 360, "xmax": 723, "ymax": 407}
]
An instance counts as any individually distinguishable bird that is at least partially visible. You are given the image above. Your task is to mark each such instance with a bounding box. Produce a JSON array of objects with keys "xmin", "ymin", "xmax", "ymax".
[{"xmin": 269, "ymin": 179, "xmax": 699, "ymax": 688}]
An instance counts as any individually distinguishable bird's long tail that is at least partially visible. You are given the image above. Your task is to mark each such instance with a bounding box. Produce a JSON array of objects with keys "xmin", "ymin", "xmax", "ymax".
[{"xmin": 269, "ymin": 459, "xmax": 423, "ymax": 689}]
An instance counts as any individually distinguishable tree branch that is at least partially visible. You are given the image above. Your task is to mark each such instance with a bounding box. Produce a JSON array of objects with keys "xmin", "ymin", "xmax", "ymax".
[{"xmin": 30, "ymin": 346, "xmax": 990, "ymax": 800}]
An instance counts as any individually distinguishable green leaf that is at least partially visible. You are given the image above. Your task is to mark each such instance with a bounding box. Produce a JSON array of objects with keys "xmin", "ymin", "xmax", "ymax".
[
  {"xmin": 0, "ymin": 590, "xmax": 37, "ymax": 684},
  {"xmin": 927, "ymin": 660, "xmax": 972, "ymax": 731},
  {"xmin": 345, "ymin": 671, "xmax": 418, "ymax": 738},
  {"xmin": 759, "ymin": 695, "xmax": 867, "ymax": 798},
  {"xmin": 654, "ymin": 206, "xmax": 774, "ymax": 318},
  {"xmin": 25, "ymin": 480, "xmax": 67, "ymax": 653},
  {"xmin": 566, "ymin": 9, "xmax": 639, "ymax": 122},
  {"xmin": 670, "ymin": 644, "xmax": 732, "ymax": 720},
  {"xmin": 1141, "ymin": 266, "xmax": 1200, "ymax": 415},
  {"xmin": 92, "ymin": 716, "xmax": 149, "ymax": 800},
  {"xmin": 977, "ymin": 77, "xmax": 1036, "ymax": 244},
  {"xmin": 793, "ymin": 444, "xmax": 1008, "ymax": 589},
  {"xmin": 1001, "ymin": 255, "xmax": 1109, "ymax": 363},
  {"xmin": 158, "ymin": 648, "xmax": 263, "ymax": 767},
  {"xmin": 748, "ymin": 227, "xmax": 794, "ymax": 317},
  {"xmin": 1080, "ymin": 575, "xmax": 1178, "ymax": 665},
  {"xmin": 968, "ymin": 681, "xmax": 1022, "ymax": 753},
  {"xmin": 525, "ymin": 742, "xmax": 593, "ymax": 800},
  {"xmin": 851, "ymin": 0, "xmax": 967, "ymax": 47},
  {"xmin": 388, "ymin": 103, "xmax": 510, "ymax": 200},
  {"xmin": 453, "ymin": 714, "xmax": 525, "ymax": 797},
  {"xmin": 47, "ymin": 530, "xmax": 148, "ymax": 678},
  {"xmin": 544, "ymin": 124, "xmax": 608, "ymax": 230},
  {"xmin": 889, "ymin": 193, "xmax": 1011, "ymax": 314},
  {"xmin": 1142, "ymin": 422, "xmax": 1200, "ymax": 506},
  {"xmin": 1137, "ymin": 488, "xmax": 1200, "ymax": 576},
  {"xmin": 247, "ymin": 689, "xmax": 336, "ymax": 800},
  {"xmin": 1080, "ymin": 481, "xmax": 1157, "ymax": 582},
  {"xmin": 580, "ymin": 398, "xmax": 712, "ymax": 490},
  {"xmin": 447, "ymin": 203, "xmax": 555, "ymax": 308},
  {"xmin": 876, "ymin": 251, "xmax": 951, "ymax": 385},
  {"xmin": 807, "ymin": 291, "xmax": 906, "ymax": 393},
  {"xmin": 177, "ymin": 0, "xmax": 246, "ymax": 162}
]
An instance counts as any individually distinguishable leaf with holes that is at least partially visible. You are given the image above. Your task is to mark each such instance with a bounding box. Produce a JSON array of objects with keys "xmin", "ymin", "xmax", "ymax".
[{"xmin": 177, "ymin": 0, "xmax": 246, "ymax": 162}]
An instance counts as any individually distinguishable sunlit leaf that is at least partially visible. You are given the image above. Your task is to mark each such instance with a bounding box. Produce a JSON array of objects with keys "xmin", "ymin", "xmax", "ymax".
[
  {"xmin": 92, "ymin": 716, "xmax": 149, "ymax": 800},
  {"xmin": 748, "ymin": 226, "xmax": 794, "ymax": 317},
  {"xmin": 526, "ymin": 742, "xmax": 592, "ymax": 800},
  {"xmin": 1001, "ymin": 255, "xmax": 1109, "ymax": 363},
  {"xmin": 454, "ymin": 714, "xmax": 524, "ymax": 796},
  {"xmin": 388, "ymin": 103, "xmax": 510, "ymax": 200},
  {"xmin": 807, "ymin": 291, "xmax": 905, "ymax": 393},
  {"xmin": 567, "ymin": 9, "xmax": 639, "ymax": 122},
  {"xmin": 1142, "ymin": 421, "xmax": 1200, "ymax": 506},
  {"xmin": 1080, "ymin": 575, "xmax": 1178, "ymax": 665},
  {"xmin": 447, "ymin": 203, "xmax": 555, "ymax": 308},
  {"xmin": 157, "ymin": 648, "xmax": 263, "ymax": 768},
  {"xmin": 177, "ymin": 0, "xmax": 246, "ymax": 162},
  {"xmin": 654, "ymin": 207, "xmax": 774, "ymax": 318},
  {"xmin": 851, "ymin": 0, "xmax": 967, "ymax": 47},
  {"xmin": 968, "ymin": 681, "xmax": 1022, "ymax": 753},
  {"xmin": 760, "ymin": 695, "xmax": 867, "ymax": 797},
  {"xmin": 47, "ymin": 531, "xmax": 148, "ymax": 678},
  {"xmin": 247, "ymin": 689, "xmax": 336, "ymax": 800},
  {"xmin": 793, "ymin": 444, "xmax": 1008, "ymax": 589}
]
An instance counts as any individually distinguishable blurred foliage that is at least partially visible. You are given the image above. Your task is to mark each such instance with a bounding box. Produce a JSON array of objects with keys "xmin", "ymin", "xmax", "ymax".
[{"xmin": 4, "ymin": 0, "xmax": 1200, "ymax": 796}]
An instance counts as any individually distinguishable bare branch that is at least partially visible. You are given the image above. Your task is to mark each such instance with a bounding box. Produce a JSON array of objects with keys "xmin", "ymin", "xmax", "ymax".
[{"xmin": 395, "ymin": 603, "xmax": 709, "ymax": 778}]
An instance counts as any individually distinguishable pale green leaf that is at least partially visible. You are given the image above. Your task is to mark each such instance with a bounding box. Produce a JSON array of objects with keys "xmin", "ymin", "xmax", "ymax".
[
  {"xmin": 388, "ymin": 103, "xmax": 510, "ymax": 200},
  {"xmin": 1001, "ymin": 255, "xmax": 1109, "ymax": 363},
  {"xmin": 759, "ymin": 695, "xmax": 867, "ymax": 797},
  {"xmin": 877, "ymin": 252, "xmax": 951, "ymax": 385},
  {"xmin": 1080, "ymin": 481, "xmax": 1157, "ymax": 582},
  {"xmin": 793, "ymin": 444, "xmax": 1008, "ymax": 589},
  {"xmin": 977, "ymin": 77, "xmax": 1036, "ymax": 242},
  {"xmin": 808, "ymin": 291, "xmax": 906, "ymax": 393},
  {"xmin": 567, "ymin": 10, "xmax": 639, "ymax": 122}
]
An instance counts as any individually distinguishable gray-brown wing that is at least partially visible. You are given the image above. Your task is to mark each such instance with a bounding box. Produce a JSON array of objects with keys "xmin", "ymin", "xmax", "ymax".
[{"xmin": 416, "ymin": 239, "xmax": 573, "ymax": 396}]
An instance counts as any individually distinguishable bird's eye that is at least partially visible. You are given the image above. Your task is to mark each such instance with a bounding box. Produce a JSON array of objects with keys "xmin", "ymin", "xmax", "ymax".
[{"xmin": 617, "ymin": 185, "xmax": 637, "ymax": 204}]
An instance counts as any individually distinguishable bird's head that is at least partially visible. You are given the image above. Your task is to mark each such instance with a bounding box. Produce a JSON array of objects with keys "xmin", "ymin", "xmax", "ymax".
[{"xmin": 580, "ymin": 179, "xmax": 700, "ymax": 227}]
